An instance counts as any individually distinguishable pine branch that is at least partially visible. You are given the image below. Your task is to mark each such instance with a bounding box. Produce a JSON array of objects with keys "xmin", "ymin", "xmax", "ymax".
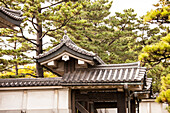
[
  {"xmin": 1, "ymin": 41, "xmax": 14, "ymax": 48},
  {"xmin": 0, "ymin": 0, "xmax": 9, "ymax": 8},
  {"xmin": 40, "ymin": 1, "xmax": 64, "ymax": 10},
  {"xmin": 31, "ymin": 15, "xmax": 39, "ymax": 32},
  {"xmin": 19, "ymin": 68, "xmax": 35, "ymax": 71},
  {"xmin": 20, "ymin": 73, "xmax": 38, "ymax": 78},
  {"xmin": 28, "ymin": 19, "xmax": 38, "ymax": 26},
  {"xmin": 42, "ymin": 42, "xmax": 52, "ymax": 46},
  {"xmin": 43, "ymin": 65, "xmax": 61, "ymax": 77},
  {"xmin": 0, "ymin": 35, "xmax": 36, "ymax": 41},
  {"xmin": 19, "ymin": 27, "xmax": 38, "ymax": 46},
  {"xmin": 146, "ymin": 55, "xmax": 170, "ymax": 67},
  {"xmin": 0, "ymin": 65, "xmax": 14, "ymax": 72},
  {"xmin": 40, "ymin": 16, "xmax": 73, "ymax": 40},
  {"xmin": 108, "ymin": 38, "xmax": 116, "ymax": 46},
  {"xmin": 0, "ymin": 35, "xmax": 22, "ymax": 38}
]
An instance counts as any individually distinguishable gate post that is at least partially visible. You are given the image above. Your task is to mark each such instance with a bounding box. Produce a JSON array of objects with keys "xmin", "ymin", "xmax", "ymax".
[
  {"xmin": 117, "ymin": 92, "xmax": 127, "ymax": 113},
  {"xmin": 131, "ymin": 97, "xmax": 136, "ymax": 113}
]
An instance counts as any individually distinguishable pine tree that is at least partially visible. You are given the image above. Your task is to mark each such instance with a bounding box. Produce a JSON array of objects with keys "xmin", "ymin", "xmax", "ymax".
[
  {"xmin": 98, "ymin": 9, "xmax": 139, "ymax": 63},
  {"xmin": 45, "ymin": 0, "xmax": 113, "ymax": 53},
  {"xmin": 139, "ymin": 0, "xmax": 170, "ymax": 111},
  {"xmin": 48, "ymin": 8, "xmax": 141, "ymax": 64},
  {"xmin": 0, "ymin": 0, "xmax": 92, "ymax": 77},
  {"xmin": 0, "ymin": 36, "xmax": 33, "ymax": 75}
]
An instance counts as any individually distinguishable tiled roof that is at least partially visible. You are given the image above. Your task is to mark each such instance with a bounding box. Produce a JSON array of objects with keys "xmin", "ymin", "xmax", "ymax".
[
  {"xmin": 61, "ymin": 62, "xmax": 146, "ymax": 85},
  {"xmin": 36, "ymin": 35, "xmax": 105, "ymax": 64},
  {"xmin": 36, "ymin": 35, "xmax": 96, "ymax": 59},
  {"xmin": 0, "ymin": 62, "xmax": 150, "ymax": 88},
  {"xmin": 0, "ymin": 78, "xmax": 61, "ymax": 87},
  {"xmin": 0, "ymin": 6, "xmax": 26, "ymax": 20}
]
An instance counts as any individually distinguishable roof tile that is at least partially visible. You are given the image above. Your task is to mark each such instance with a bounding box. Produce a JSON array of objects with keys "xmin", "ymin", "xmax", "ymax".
[
  {"xmin": 0, "ymin": 78, "xmax": 61, "ymax": 87},
  {"xmin": 61, "ymin": 62, "xmax": 147, "ymax": 85}
]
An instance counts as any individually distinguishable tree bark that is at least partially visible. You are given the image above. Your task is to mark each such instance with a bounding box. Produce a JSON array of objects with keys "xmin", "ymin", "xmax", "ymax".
[{"xmin": 36, "ymin": 9, "xmax": 44, "ymax": 77}]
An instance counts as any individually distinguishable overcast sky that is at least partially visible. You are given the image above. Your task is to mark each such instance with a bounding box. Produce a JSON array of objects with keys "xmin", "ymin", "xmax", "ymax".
[{"xmin": 110, "ymin": 0, "xmax": 159, "ymax": 17}]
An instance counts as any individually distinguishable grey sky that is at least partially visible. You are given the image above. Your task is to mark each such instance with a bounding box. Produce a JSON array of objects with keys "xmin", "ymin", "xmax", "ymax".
[{"xmin": 111, "ymin": 0, "xmax": 159, "ymax": 17}]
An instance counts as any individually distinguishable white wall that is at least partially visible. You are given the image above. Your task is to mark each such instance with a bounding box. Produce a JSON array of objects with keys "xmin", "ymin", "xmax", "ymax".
[
  {"xmin": 0, "ymin": 88, "xmax": 71, "ymax": 113},
  {"xmin": 0, "ymin": 88, "xmax": 168, "ymax": 113},
  {"xmin": 140, "ymin": 99, "xmax": 168, "ymax": 113}
]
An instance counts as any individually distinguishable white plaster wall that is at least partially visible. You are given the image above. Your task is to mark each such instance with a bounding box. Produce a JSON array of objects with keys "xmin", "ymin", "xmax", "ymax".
[
  {"xmin": 0, "ymin": 88, "xmax": 71, "ymax": 113},
  {"xmin": 27, "ymin": 90, "xmax": 54, "ymax": 109},
  {"xmin": 58, "ymin": 89, "xmax": 71, "ymax": 113},
  {"xmin": 0, "ymin": 91, "xmax": 23, "ymax": 110},
  {"xmin": 140, "ymin": 99, "xmax": 169, "ymax": 113}
]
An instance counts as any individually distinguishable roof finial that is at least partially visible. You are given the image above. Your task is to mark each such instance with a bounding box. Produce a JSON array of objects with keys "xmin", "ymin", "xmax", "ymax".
[{"xmin": 64, "ymin": 30, "xmax": 67, "ymax": 35}]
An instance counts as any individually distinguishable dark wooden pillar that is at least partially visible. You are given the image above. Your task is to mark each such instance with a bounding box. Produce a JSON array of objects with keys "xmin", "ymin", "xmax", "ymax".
[
  {"xmin": 137, "ymin": 99, "xmax": 140, "ymax": 113},
  {"xmin": 71, "ymin": 90, "xmax": 76, "ymax": 113},
  {"xmin": 87, "ymin": 102, "xmax": 90, "ymax": 112},
  {"xmin": 117, "ymin": 92, "xmax": 127, "ymax": 113},
  {"xmin": 131, "ymin": 97, "xmax": 136, "ymax": 113}
]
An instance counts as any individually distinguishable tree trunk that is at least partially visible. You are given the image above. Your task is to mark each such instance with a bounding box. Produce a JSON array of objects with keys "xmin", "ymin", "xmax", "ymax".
[
  {"xmin": 15, "ymin": 63, "xmax": 18, "ymax": 76},
  {"xmin": 14, "ymin": 41, "xmax": 18, "ymax": 76},
  {"xmin": 36, "ymin": 9, "xmax": 44, "ymax": 77}
]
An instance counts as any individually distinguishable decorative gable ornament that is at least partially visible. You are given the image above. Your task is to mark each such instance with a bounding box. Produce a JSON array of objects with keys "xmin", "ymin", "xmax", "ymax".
[{"xmin": 62, "ymin": 54, "xmax": 70, "ymax": 61}]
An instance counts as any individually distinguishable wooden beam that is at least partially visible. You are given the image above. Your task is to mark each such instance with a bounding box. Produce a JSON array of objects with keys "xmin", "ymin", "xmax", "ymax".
[
  {"xmin": 75, "ymin": 92, "xmax": 117, "ymax": 102},
  {"xmin": 76, "ymin": 102, "xmax": 89, "ymax": 113}
]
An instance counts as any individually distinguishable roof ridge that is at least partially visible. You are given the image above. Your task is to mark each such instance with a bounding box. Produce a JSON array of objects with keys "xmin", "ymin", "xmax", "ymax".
[
  {"xmin": 94, "ymin": 62, "xmax": 140, "ymax": 67},
  {"xmin": 36, "ymin": 33, "xmax": 97, "ymax": 59},
  {"xmin": 61, "ymin": 34, "xmax": 76, "ymax": 45}
]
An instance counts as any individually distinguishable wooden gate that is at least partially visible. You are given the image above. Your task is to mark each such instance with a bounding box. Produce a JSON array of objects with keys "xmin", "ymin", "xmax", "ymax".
[{"xmin": 71, "ymin": 89, "xmax": 127, "ymax": 113}]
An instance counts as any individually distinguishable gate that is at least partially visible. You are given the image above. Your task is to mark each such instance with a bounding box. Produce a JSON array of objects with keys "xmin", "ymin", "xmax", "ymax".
[{"xmin": 71, "ymin": 89, "xmax": 126, "ymax": 113}]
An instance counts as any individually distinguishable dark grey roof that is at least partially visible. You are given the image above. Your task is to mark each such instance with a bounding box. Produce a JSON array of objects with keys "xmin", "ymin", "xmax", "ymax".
[
  {"xmin": 61, "ymin": 62, "xmax": 146, "ymax": 85},
  {"xmin": 36, "ymin": 35, "xmax": 105, "ymax": 64},
  {"xmin": 36, "ymin": 35, "xmax": 96, "ymax": 58},
  {"xmin": 0, "ymin": 78, "xmax": 61, "ymax": 87},
  {"xmin": 0, "ymin": 6, "xmax": 26, "ymax": 20},
  {"xmin": 0, "ymin": 62, "xmax": 150, "ymax": 89}
]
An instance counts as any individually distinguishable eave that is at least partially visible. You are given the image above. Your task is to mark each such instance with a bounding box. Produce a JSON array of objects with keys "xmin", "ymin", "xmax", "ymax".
[
  {"xmin": 0, "ymin": 6, "xmax": 26, "ymax": 28},
  {"xmin": 36, "ymin": 34, "xmax": 105, "ymax": 65},
  {"xmin": 38, "ymin": 46, "xmax": 95, "ymax": 66}
]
